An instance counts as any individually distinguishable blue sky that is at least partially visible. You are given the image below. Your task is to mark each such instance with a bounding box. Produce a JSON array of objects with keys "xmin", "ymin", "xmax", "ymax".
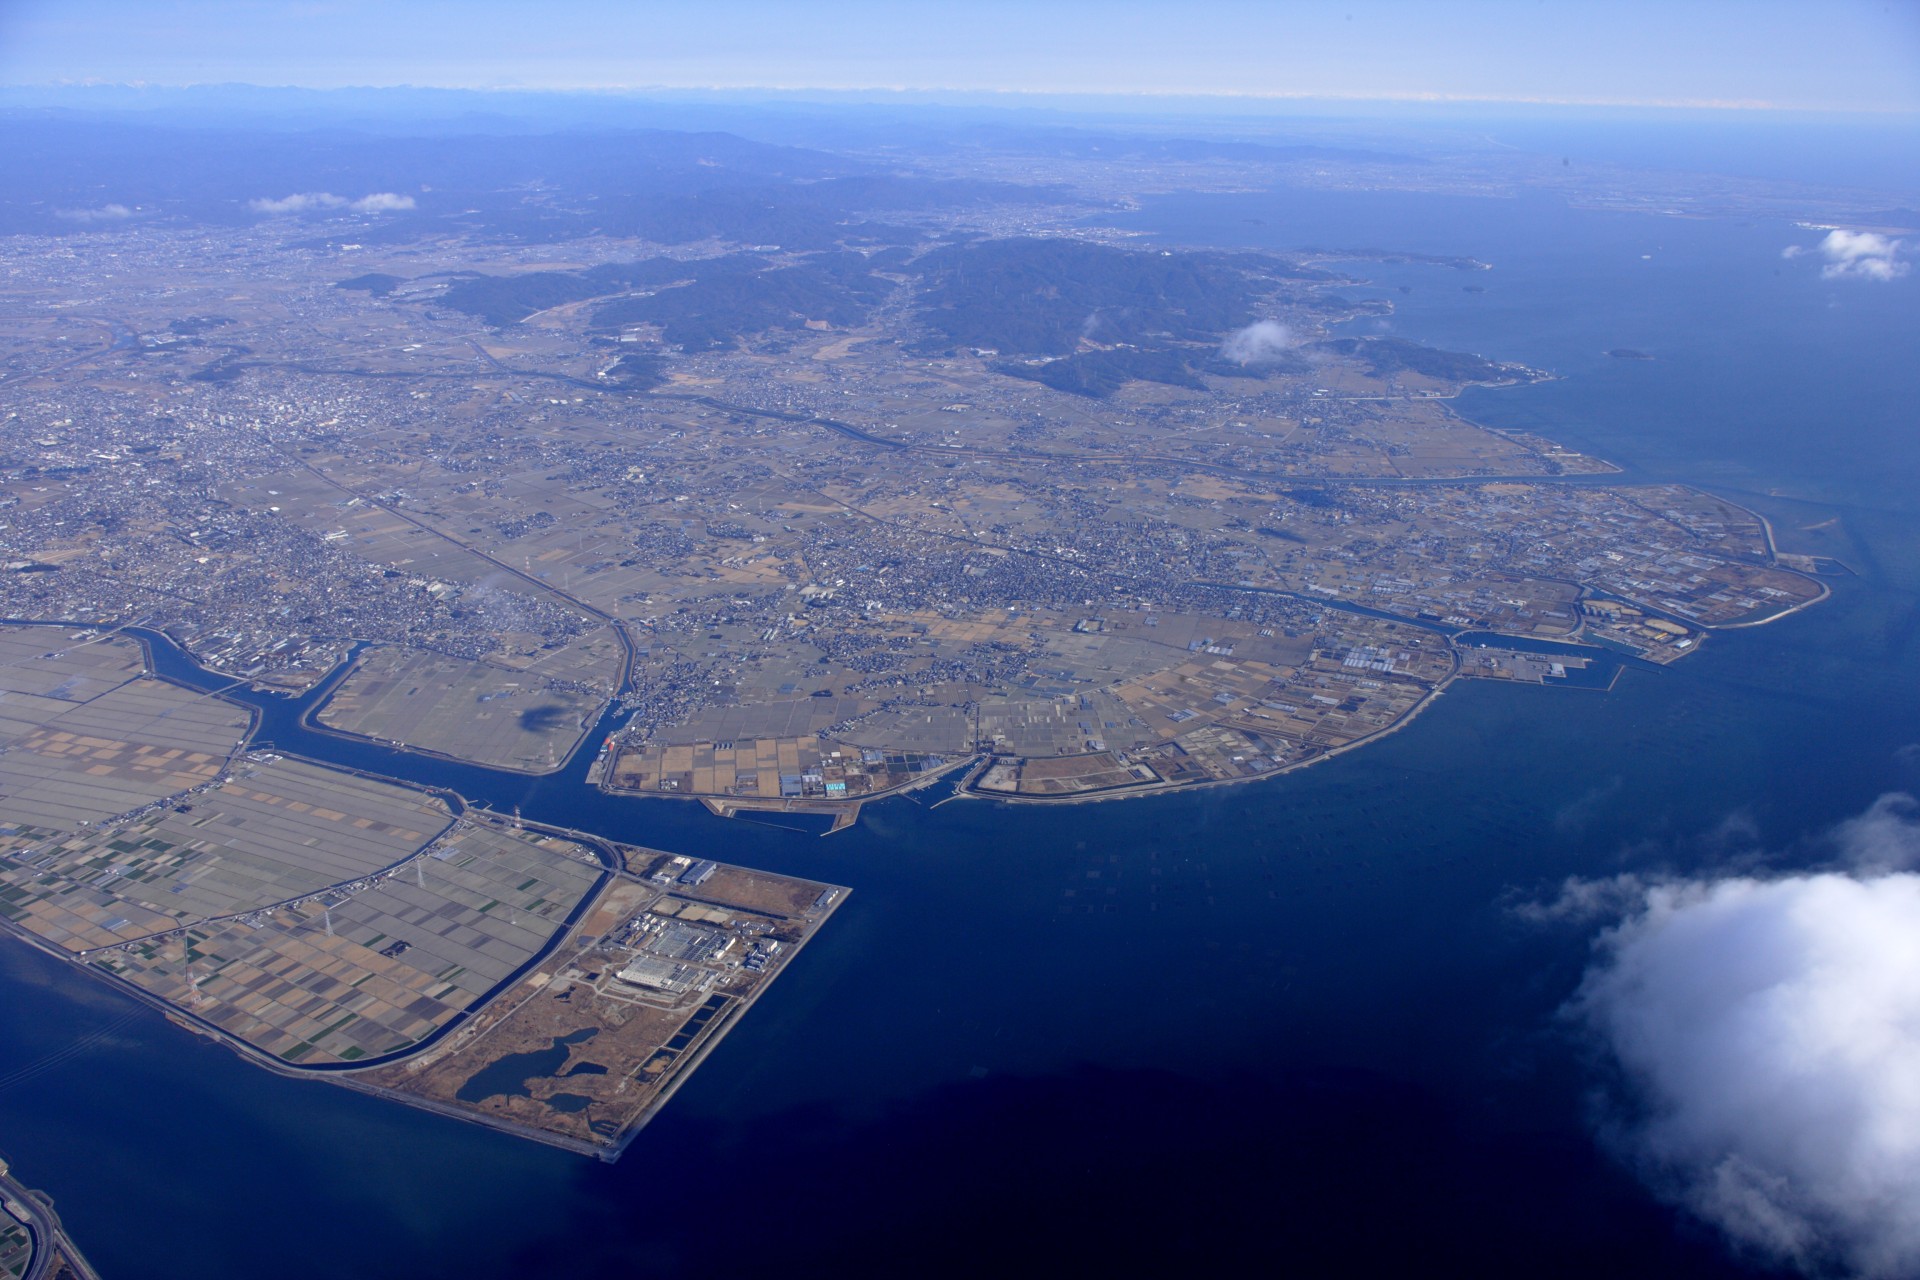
[{"xmin": 2, "ymin": 0, "xmax": 1917, "ymax": 112}]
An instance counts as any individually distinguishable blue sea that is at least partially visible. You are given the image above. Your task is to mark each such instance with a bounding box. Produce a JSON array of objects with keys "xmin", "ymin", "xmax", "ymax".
[{"xmin": 1, "ymin": 180, "xmax": 1916, "ymax": 1278}]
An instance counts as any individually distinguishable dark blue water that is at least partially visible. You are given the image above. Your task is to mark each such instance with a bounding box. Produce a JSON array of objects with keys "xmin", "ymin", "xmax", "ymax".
[
  {"xmin": 1135, "ymin": 186, "xmax": 1920, "ymax": 512},
  {"xmin": 2, "ymin": 185, "xmax": 1916, "ymax": 1278}
]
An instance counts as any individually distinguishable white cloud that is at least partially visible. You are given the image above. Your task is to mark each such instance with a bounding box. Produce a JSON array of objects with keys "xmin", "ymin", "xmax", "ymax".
[
  {"xmin": 249, "ymin": 192, "xmax": 347, "ymax": 214},
  {"xmin": 55, "ymin": 203, "xmax": 134, "ymax": 223},
  {"xmin": 1219, "ymin": 319, "xmax": 1294, "ymax": 365},
  {"xmin": 350, "ymin": 192, "xmax": 416, "ymax": 213},
  {"xmin": 1512, "ymin": 871, "xmax": 1651, "ymax": 925},
  {"xmin": 1833, "ymin": 793, "xmax": 1920, "ymax": 874},
  {"xmin": 1568, "ymin": 794, "xmax": 1920, "ymax": 1277},
  {"xmin": 248, "ymin": 192, "xmax": 415, "ymax": 216},
  {"xmin": 1814, "ymin": 230, "xmax": 1909, "ymax": 282}
]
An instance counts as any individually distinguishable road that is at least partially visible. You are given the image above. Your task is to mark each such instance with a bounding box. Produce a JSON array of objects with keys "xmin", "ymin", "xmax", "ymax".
[{"xmin": 0, "ymin": 1158, "xmax": 102, "ymax": 1280}]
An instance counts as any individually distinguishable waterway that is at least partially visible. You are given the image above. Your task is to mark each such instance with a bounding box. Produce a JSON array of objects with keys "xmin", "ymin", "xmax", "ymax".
[{"xmin": 0, "ymin": 180, "xmax": 1916, "ymax": 1279}]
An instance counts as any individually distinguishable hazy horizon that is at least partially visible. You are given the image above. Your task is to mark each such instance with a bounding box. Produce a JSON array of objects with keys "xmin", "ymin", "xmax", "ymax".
[{"xmin": 3, "ymin": 0, "xmax": 1917, "ymax": 114}]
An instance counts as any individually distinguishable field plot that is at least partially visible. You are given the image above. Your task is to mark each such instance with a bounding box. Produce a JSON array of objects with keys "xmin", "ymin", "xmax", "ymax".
[
  {"xmin": 0, "ymin": 1203, "xmax": 26, "ymax": 1280},
  {"xmin": 971, "ymin": 618, "xmax": 1455, "ymax": 799},
  {"xmin": 0, "ymin": 627, "xmax": 617, "ymax": 1070},
  {"xmin": 0, "ymin": 625, "xmax": 251, "ymax": 851},
  {"xmin": 315, "ymin": 646, "xmax": 606, "ymax": 772},
  {"xmin": 359, "ymin": 850, "xmax": 845, "ymax": 1154},
  {"xmin": 0, "ymin": 625, "xmax": 145, "ymax": 697},
  {"xmin": 0, "ymin": 623, "xmax": 840, "ymax": 1153},
  {"xmin": 90, "ymin": 818, "xmax": 604, "ymax": 1063},
  {"xmin": 607, "ymin": 733, "xmax": 952, "ymax": 801},
  {"xmin": 977, "ymin": 694, "xmax": 1099, "ymax": 757},
  {"xmin": 645, "ymin": 696, "xmax": 870, "ymax": 745},
  {"xmin": 840, "ymin": 704, "xmax": 974, "ymax": 754},
  {"xmin": 0, "ymin": 754, "xmax": 450, "ymax": 952}
]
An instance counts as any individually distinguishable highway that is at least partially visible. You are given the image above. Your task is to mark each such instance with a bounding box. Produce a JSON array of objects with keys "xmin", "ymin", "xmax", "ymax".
[{"xmin": 0, "ymin": 1157, "xmax": 101, "ymax": 1280}]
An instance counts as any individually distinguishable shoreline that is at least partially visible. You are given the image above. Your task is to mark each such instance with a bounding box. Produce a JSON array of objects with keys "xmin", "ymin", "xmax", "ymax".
[{"xmin": 0, "ymin": 1155, "xmax": 103, "ymax": 1280}]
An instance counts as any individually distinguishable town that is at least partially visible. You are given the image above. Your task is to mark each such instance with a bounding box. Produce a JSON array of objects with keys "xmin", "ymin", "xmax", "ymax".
[{"xmin": 0, "ymin": 209, "xmax": 1826, "ymax": 821}]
